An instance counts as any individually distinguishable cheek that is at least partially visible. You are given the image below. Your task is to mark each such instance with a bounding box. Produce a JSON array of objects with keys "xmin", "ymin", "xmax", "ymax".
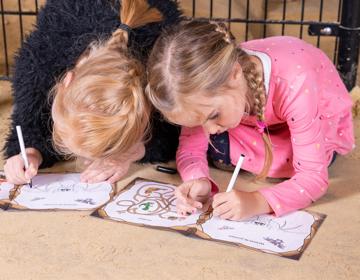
[
  {"xmin": 223, "ymin": 107, "xmax": 245, "ymax": 127},
  {"xmin": 234, "ymin": 101, "xmax": 246, "ymax": 118}
]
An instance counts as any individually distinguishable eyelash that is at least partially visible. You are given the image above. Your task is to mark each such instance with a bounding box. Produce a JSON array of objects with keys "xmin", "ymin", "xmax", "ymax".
[{"xmin": 209, "ymin": 113, "xmax": 219, "ymax": 120}]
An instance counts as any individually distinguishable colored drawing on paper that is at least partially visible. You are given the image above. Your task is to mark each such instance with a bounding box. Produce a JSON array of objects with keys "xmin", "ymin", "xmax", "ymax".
[{"xmin": 103, "ymin": 180, "xmax": 200, "ymax": 227}]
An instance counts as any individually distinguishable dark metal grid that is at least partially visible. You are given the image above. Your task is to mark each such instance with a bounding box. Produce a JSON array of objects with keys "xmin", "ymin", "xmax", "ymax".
[
  {"xmin": 1, "ymin": 0, "xmax": 40, "ymax": 80},
  {"xmin": 1, "ymin": 0, "xmax": 359, "ymax": 88},
  {"xmin": 188, "ymin": 0, "xmax": 342, "ymax": 51}
]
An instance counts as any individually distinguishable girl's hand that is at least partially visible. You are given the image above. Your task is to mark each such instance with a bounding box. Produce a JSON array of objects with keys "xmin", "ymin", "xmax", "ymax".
[
  {"xmin": 4, "ymin": 148, "xmax": 42, "ymax": 185},
  {"xmin": 80, "ymin": 143, "xmax": 145, "ymax": 184},
  {"xmin": 80, "ymin": 158, "xmax": 131, "ymax": 184},
  {"xmin": 175, "ymin": 178, "xmax": 212, "ymax": 216},
  {"xmin": 212, "ymin": 190, "xmax": 272, "ymax": 221}
]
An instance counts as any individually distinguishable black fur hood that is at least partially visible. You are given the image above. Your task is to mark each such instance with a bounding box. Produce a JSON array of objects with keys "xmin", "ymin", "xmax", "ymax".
[{"xmin": 4, "ymin": 0, "xmax": 182, "ymax": 167}]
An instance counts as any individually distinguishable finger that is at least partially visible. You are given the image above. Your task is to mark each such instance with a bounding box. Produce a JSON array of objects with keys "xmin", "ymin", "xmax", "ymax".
[
  {"xmin": 83, "ymin": 160, "xmax": 91, "ymax": 166},
  {"xmin": 213, "ymin": 201, "xmax": 232, "ymax": 217},
  {"xmin": 80, "ymin": 160, "xmax": 99, "ymax": 174},
  {"xmin": 177, "ymin": 194, "xmax": 202, "ymax": 209},
  {"xmin": 88, "ymin": 167, "xmax": 121, "ymax": 183},
  {"xmin": 3, "ymin": 162, "xmax": 11, "ymax": 180},
  {"xmin": 107, "ymin": 170, "xmax": 126, "ymax": 184},
  {"xmin": 80, "ymin": 169, "xmax": 90, "ymax": 182},
  {"xmin": 4, "ymin": 165, "xmax": 19, "ymax": 185},
  {"xmin": 25, "ymin": 163, "xmax": 38, "ymax": 179},
  {"xmin": 86, "ymin": 168, "xmax": 115, "ymax": 183},
  {"xmin": 10, "ymin": 158, "xmax": 29, "ymax": 184},
  {"xmin": 176, "ymin": 202, "xmax": 196, "ymax": 216},
  {"xmin": 6, "ymin": 175, "xmax": 23, "ymax": 185},
  {"xmin": 80, "ymin": 159, "xmax": 110, "ymax": 182},
  {"xmin": 176, "ymin": 184, "xmax": 197, "ymax": 201},
  {"xmin": 176, "ymin": 198, "xmax": 197, "ymax": 212},
  {"xmin": 212, "ymin": 193, "xmax": 230, "ymax": 208},
  {"xmin": 4, "ymin": 163, "xmax": 15, "ymax": 184},
  {"xmin": 81, "ymin": 167, "xmax": 103, "ymax": 182},
  {"xmin": 175, "ymin": 183, "xmax": 191, "ymax": 196},
  {"xmin": 4, "ymin": 158, "xmax": 26, "ymax": 184},
  {"xmin": 177, "ymin": 209, "xmax": 183, "ymax": 217},
  {"xmin": 177, "ymin": 209, "xmax": 188, "ymax": 217},
  {"xmin": 219, "ymin": 210, "xmax": 235, "ymax": 220},
  {"xmin": 177, "ymin": 202, "xmax": 197, "ymax": 214},
  {"xmin": 191, "ymin": 193, "xmax": 210, "ymax": 202}
]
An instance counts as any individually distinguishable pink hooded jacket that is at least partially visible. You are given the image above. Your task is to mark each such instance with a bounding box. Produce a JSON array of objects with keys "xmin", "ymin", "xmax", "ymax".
[{"xmin": 176, "ymin": 36, "xmax": 355, "ymax": 216}]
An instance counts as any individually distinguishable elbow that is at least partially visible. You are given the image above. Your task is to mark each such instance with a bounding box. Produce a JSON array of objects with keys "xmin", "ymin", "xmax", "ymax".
[{"xmin": 310, "ymin": 172, "xmax": 329, "ymax": 201}]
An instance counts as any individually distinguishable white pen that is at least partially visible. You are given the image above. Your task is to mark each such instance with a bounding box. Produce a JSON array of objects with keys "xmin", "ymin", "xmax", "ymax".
[
  {"xmin": 16, "ymin": 125, "xmax": 32, "ymax": 188},
  {"xmin": 225, "ymin": 154, "xmax": 245, "ymax": 192}
]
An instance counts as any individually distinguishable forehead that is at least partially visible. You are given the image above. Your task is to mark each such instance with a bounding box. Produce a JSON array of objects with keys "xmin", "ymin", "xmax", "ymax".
[{"xmin": 167, "ymin": 96, "xmax": 215, "ymax": 127}]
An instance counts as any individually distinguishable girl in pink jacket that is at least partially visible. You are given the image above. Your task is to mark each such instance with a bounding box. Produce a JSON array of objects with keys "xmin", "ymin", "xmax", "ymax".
[{"xmin": 146, "ymin": 20, "xmax": 355, "ymax": 220}]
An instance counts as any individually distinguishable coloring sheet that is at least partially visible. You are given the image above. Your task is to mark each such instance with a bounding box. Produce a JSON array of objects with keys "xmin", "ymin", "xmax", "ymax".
[
  {"xmin": 1, "ymin": 173, "xmax": 115, "ymax": 211},
  {"xmin": 100, "ymin": 180, "xmax": 200, "ymax": 227},
  {"xmin": 93, "ymin": 178, "xmax": 325, "ymax": 259},
  {"xmin": 200, "ymin": 212, "xmax": 317, "ymax": 254}
]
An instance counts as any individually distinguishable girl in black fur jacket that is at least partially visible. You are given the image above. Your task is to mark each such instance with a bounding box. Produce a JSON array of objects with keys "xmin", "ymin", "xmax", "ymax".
[{"xmin": 3, "ymin": 0, "xmax": 181, "ymax": 184}]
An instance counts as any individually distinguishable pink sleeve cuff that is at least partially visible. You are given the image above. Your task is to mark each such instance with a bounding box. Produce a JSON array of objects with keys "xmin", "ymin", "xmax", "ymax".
[{"xmin": 258, "ymin": 188, "xmax": 294, "ymax": 217}]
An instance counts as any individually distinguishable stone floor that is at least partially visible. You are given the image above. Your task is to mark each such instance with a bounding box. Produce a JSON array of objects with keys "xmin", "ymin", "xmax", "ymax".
[{"xmin": 0, "ymin": 81, "xmax": 360, "ymax": 279}]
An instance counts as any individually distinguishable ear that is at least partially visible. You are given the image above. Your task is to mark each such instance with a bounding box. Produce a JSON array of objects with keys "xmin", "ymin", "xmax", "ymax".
[
  {"xmin": 228, "ymin": 62, "xmax": 243, "ymax": 88},
  {"xmin": 62, "ymin": 71, "xmax": 74, "ymax": 88}
]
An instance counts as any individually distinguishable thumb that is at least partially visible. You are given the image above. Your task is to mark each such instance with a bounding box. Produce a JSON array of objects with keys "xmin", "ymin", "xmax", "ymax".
[
  {"xmin": 25, "ymin": 163, "xmax": 38, "ymax": 179},
  {"xmin": 179, "ymin": 181, "xmax": 193, "ymax": 195}
]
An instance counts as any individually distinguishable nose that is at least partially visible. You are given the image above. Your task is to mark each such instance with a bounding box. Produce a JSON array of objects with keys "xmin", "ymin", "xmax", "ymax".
[{"xmin": 203, "ymin": 122, "xmax": 221, "ymax": 135}]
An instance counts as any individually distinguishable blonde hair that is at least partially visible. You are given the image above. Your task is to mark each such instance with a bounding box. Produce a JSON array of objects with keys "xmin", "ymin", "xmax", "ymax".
[
  {"xmin": 52, "ymin": 0, "xmax": 162, "ymax": 159},
  {"xmin": 146, "ymin": 21, "xmax": 273, "ymax": 179}
]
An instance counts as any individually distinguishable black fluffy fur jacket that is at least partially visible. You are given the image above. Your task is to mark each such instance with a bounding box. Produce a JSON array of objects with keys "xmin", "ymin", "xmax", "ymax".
[{"xmin": 3, "ymin": 0, "xmax": 182, "ymax": 168}]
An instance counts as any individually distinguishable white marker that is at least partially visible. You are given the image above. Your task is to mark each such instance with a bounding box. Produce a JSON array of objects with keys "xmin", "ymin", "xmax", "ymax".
[
  {"xmin": 16, "ymin": 125, "xmax": 32, "ymax": 187},
  {"xmin": 225, "ymin": 154, "xmax": 245, "ymax": 192}
]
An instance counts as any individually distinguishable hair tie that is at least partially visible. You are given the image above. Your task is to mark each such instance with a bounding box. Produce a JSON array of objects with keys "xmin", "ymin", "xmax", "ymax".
[
  {"xmin": 256, "ymin": 120, "xmax": 266, "ymax": 134},
  {"xmin": 118, "ymin": 23, "xmax": 132, "ymax": 34}
]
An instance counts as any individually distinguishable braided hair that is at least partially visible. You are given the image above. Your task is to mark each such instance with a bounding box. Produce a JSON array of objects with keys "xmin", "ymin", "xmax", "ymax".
[{"xmin": 147, "ymin": 20, "xmax": 273, "ymax": 179}]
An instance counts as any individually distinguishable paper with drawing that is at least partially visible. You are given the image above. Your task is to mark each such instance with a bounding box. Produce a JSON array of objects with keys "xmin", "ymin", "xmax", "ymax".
[
  {"xmin": 94, "ymin": 178, "xmax": 325, "ymax": 259},
  {"xmin": 1, "ymin": 173, "xmax": 114, "ymax": 210},
  {"xmin": 102, "ymin": 180, "xmax": 200, "ymax": 227}
]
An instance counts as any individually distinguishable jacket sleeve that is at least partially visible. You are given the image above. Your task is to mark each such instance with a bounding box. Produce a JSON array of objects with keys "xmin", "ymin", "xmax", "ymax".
[
  {"xmin": 176, "ymin": 126, "xmax": 219, "ymax": 193},
  {"xmin": 2, "ymin": 0, "xmax": 83, "ymax": 168},
  {"xmin": 259, "ymin": 71, "xmax": 329, "ymax": 216}
]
